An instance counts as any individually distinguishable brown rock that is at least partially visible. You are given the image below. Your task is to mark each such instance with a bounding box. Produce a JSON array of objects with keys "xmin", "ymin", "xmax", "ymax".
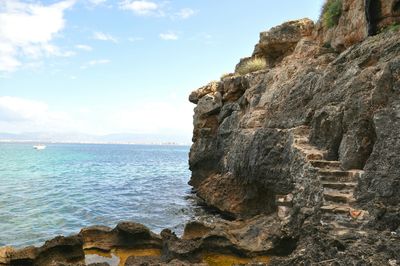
[
  {"xmin": 0, "ymin": 246, "xmax": 14, "ymax": 264},
  {"xmin": 317, "ymin": 0, "xmax": 400, "ymax": 50},
  {"xmin": 115, "ymin": 222, "xmax": 162, "ymax": 249},
  {"xmin": 79, "ymin": 226, "xmax": 116, "ymax": 251},
  {"xmin": 10, "ymin": 246, "xmax": 38, "ymax": 265},
  {"xmin": 374, "ymin": 0, "xmax": 400, "ymax": 31},
  {"xmin": 253, "ymin": 18, "xmax": 314, "ymax": 66},
  {"xmin": 189, "ymin": 82, "xmax": 220, "ymax": 104},
  {"xmin": 160, "ymin": 229, "xmax": 202, "ymax": 263},
  {"xmin": 116, "ymin": 222, "xmax": 152, "ymax": 239},
  {"xmin": 182, "ymin": 222, "xmax": 213, "ymax": 240},
  {"xmin": 124, "ymin": 255, "xmax": 162, "ymax": 266},
  {"xmin": 35, "ymin": 235, "xmax": 84, "ymax": 266}
]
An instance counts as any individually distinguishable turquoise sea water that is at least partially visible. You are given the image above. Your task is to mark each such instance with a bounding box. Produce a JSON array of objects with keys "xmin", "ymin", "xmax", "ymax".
[{"xmin": 0, "ymin": 143, "xmax": 194, "ymax": 248}]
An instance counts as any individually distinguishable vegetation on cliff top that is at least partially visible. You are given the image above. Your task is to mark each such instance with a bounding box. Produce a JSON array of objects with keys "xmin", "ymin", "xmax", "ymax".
[
  {"xmin": 382, "ymin": 22, "xmax": 400, "ymax": 32},
  {"xmin": 322, "ymin": 0, "xmax": 342, "ymax": 28},
  {"xmin": 235, "ymin": 58, "xmax": 267, "ymax": 76}
]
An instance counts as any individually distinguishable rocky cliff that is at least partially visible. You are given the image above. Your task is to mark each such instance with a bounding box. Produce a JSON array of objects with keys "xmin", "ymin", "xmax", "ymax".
[
  {"xmin": 189, "ymin": 0, "xmax": 400, "ymax": 264},
  {"xmin": 1, "ymin": 1, "xmax": 399, "ymax": 265}
]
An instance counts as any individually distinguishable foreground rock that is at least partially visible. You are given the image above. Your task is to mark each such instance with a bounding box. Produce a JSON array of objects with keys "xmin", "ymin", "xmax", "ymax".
[
  {"xmin": 0, "ymin": 235, "xmax": 84, "ymax": 266},
  {"xmin": 0, "ymin": 219, "xmax": 284, "ymax": 265}
]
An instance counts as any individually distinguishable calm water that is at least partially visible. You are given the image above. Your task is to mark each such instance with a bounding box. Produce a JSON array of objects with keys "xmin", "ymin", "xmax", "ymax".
[{"xmin": 0, "ymin": 143, "xmax": 195, "ymax": 248}]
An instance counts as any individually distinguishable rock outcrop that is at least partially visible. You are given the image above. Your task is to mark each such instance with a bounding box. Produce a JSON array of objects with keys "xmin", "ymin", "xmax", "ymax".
[
  {"xmin": 189, "ymin": 1, "xmax": 400, "ymax": 264},
  {"xmin": 0, "ymin": 219, "xmax": 290, "ymax": 265},
  {"xmin": 316, "ymin": 0, "xmax": 400, "ymax": 50},
  {"xmin": 1, "ymin": 1, "xmax": 400, "ymax": 265}
]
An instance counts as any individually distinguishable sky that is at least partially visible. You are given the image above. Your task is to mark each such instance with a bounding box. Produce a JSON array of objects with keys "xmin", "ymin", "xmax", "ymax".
[{"xmin": 0, "ymin": 0, "xmax": 325, "ymax": 143}]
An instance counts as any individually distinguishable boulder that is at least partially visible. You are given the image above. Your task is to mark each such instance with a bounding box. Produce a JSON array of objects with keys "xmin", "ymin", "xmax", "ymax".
[
  {"xmin": 252, "ymin": 19, "xmax": 314, "ymax": 66},
  {"xmin": 79, "ymin": 226, "xmax": 116, "ymax": 251},
  {"xmin": 35, "ymin": 235, "xmax": 84, "ymax": 266},
  {"xmin": 0, "ymin": 247, "xmax": 14, "ymax": 265}
]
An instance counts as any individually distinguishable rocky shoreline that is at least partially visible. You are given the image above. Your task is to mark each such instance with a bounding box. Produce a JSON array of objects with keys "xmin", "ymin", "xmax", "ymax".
[
  {"xmin": 0, "ymin": 217, "xmax": 284, "ymax": 265},
  {"xmin": 2, "ymin": 0, "xmax": 400, "ymax": 265}
]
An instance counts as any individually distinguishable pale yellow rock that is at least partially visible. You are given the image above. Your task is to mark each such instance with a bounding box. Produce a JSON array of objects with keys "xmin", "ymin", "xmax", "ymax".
[{"xmin": 0, "ymin": 246, "xmax": 14, "ymax": 264}]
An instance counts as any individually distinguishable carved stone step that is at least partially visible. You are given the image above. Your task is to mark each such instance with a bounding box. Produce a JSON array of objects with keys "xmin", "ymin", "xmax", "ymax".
[
  {"xmin": 319, "ymin": 170, "xmax": 351, "ymax": 177},
  {"xmin": 276, "ymin": 201, "xmax": 292, "ymax": 207},
  {"xmin": 321, "ymin": 215, "xmax": 364, "ymax": 229},
  {"xmin": 321, "ymin": 205, "xmax": 351, "ymax": 214},
  {"xmin": 348, "ymin": 170, "xmax": 365, "ymax": 178},
  {"xmin": 322, "ymin": 182, "xmax": 357, "ymax": 190},
  {"xmin": 292, "ymin": 126, "xmax": 310, "ymax": 138},
  {"xmin": 323, "ymin": 191, "xmax": 355, "ymax": 204},
  {"xmin": 294, "ymin": 137, "xmax": 308, "ymax": 145},
  {"xmin": 306, "ymin": 153, "xmax": 324, "ymax": 160},
  {"xmin": 275, "ymin": 194, "xmax": 293, "ymax": 207},
  {"xmin": 331, "ymin": 228, "xmax": 368, "ymax": 238},
  {"xmin": 319, "ymin": 171, "xmax": 356, "ymax": 182},
  {"xmin": 332, "ymin": 228, "xmax": 351, "ymax": 236},
  {"xmin": 309, "ymin": 160, "xmax": 341, "ymax": 169}
]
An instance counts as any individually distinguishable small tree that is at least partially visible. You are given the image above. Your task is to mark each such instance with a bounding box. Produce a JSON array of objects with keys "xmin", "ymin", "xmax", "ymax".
[{"xmin": 322, "ymin": 0, "xmax": 342, "ymax": 29}]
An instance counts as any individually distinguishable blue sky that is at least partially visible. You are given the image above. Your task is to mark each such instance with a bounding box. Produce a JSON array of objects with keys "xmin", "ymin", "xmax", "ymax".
[{"xmin": 0, "ymin": 0, "xmax": 324, "ymax": 142}]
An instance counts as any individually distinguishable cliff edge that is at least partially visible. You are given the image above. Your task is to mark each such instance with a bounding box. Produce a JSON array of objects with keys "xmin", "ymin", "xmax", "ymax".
[
  {"xmin": 1, "ymin": 1, "xmax": 399, "ymax": 265},
  {"xmin": 189, "ymin": 0, "xmax": 400, "ymax": 264}
]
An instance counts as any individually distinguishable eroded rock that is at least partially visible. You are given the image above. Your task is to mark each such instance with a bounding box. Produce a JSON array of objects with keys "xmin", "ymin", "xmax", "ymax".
[
  {"xmin": 189, "ymin": 10, "xmax": 400, "ymax": 265},
  {"xmin": 252, "ymin": 19, "xmax": 314, "ymax": 67}
]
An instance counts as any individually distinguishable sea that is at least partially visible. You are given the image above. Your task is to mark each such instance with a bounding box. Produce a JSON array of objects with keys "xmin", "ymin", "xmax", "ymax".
[{"xmin": 0, "ymin": 143, "xmax": 196, "ymax": 248}]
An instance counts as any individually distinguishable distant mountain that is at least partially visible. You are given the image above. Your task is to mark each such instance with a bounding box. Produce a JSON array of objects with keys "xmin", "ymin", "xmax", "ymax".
[{"xmin": 0, "ymin": 132, "xmax": 191, "ymax": 145}]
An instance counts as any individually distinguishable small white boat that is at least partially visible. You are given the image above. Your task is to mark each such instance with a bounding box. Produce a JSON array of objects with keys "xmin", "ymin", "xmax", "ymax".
[{"xmin": 33, "ymin": 145, "xmax": 46, "ymax": 150}]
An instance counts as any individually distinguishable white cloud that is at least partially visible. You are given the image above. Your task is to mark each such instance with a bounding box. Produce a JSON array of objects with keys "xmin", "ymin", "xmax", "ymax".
[
  {"xmin": 88, "ymin": 59, "xmax": 110, "ymax": 65},
  {"xmin": 75, "ymin": 44, "xmax": 93, "ymax": 51},
  {"xmin": 175, "ymin": 8, "xmax": 195, "ymax": 19},
  {"xmin": 119, "ymin": 0, "xmax": 159, "ymax": 15},
  {"xmin": 0, "ymin": 96, "xmax": 193, "ymax": 140},
  {"xmin": 88, "ymin": 0, "xmax": 107, "ymax": 5},
  {"xmin": 81, "ymin": 59, "xmax": 110, "ymax": 69},
  {"xmin": 107, "ymin": 101, "xmax": 193, "ymax": 135},
  {"xmin": 119, "ymin": 1, "xmax": 196, "ymax": 20},
  {"xmin": 0, "ymin": 96, "xmax": 74, "ymax": 132},
  {"xmin": 159, "ymin": 32, "xmax": 178, "ymax": 41},
  {"xmin": 0, "ymin": 54, "xmax": 21, "ymax": 72},
  {"xmin": 0, "ymin": 0, "xmax": 75, "ymax": 72},
  {"xmin": 92, "ymin": 32, "xmax": 118, "ymax": 43},
  {"xmin": 128, "ymin": 37, "xmax": 144, "ymax": 42}
]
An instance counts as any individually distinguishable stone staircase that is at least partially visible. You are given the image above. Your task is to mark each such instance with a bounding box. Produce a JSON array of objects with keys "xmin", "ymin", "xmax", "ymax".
[{"xmin": 277, "ymin": 126, "xmax": 369, "ymax": 237}]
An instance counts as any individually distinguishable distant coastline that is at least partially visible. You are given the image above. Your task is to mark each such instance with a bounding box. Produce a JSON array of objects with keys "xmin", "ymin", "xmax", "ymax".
[
  {"xmin": 0, "ymin": 132, "xmax": 191, "ymax": 146},
  {"xmin": 0, "ymin": 139, "xmax": 190, "ymax": 146}
]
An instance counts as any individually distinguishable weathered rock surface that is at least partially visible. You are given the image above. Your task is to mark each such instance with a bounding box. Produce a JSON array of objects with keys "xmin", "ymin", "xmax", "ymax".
[
  {"xmin": 1, "ymin": 2, "xmax": 400, "ymax": 265},
  {"xmin": 189, "ymin": 3, "xmax": 400, "ymax": 263},
  {"xmin": 0, "ymin": 219, "xmax": 288, "ymax": 265},
  {"xmin": 252, "ymin": 18, "xmax": 314, "ymax": 67},
  {"xmin": 315, "ymin": 0, "xmax": 400, "ymax": 50},
  {"xmin": 0, "ymin": 235, "xmax": 84, "ymax": 266},
  {"xmin": 79, "ymin": 222, "xmax": 162, "ymax": 252}
]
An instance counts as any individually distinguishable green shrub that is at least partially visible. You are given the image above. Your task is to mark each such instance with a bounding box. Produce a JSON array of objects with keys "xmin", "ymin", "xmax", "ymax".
[
  {"xmin": 235, "ymin": 58, "xmax": 267, "ymax": 76},
  {"xmin": 322, "ymin": 0, "xmax": 342, "ymax": 29},
  {"xmin": 384, "ymin": 23, "xmax": 400, "ymax": 32}
]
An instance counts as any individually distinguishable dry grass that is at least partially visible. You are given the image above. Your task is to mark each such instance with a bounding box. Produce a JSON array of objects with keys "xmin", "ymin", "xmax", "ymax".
[
  {"xmin": 220, "ymin": 72, "xmax": 234, "ymax": 80},
  {"xmin": 235, "ymin": 58, "xmax": 267, "ymax": 76}
]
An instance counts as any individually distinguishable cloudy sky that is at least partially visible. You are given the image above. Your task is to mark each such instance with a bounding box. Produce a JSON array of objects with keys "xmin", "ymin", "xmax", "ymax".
[{"xmin": 0, "ymin": 0, "xmax": 324, "ymax": 142}]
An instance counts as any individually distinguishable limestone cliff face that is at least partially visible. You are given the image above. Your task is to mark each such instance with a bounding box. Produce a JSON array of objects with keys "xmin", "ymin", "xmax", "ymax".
[
  {"xmin": 189, "ymin": 0, "xmax": 400, "ymax": 234},
  {"xmin": 316, "ymin": 0, "xmax": 400, "ymax": 50}
]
